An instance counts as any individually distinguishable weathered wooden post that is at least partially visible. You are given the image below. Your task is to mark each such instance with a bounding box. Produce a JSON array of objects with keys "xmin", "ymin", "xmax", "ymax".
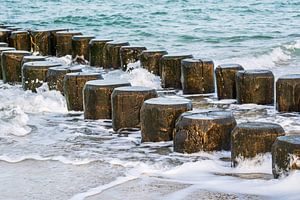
[
  {"xmin": 47, "ymin": 65, "xmax": 83, "ymax": 94},
  {"xmin": 56, "ymin": 31, "xmax": 82, "ymax": 57},
  {"xmin": 64, "ymin": 72, "xmax": 103, "ymax": 111},
  {"xmin": 174, "ymin": 111, "xmax": 236, "ymax": 153},
  {"xmin": 9, "ymin": 31, "xmax": 31, "ymax": 51},
  {"xmin": 215, "ymin": 64, "xmax": 244, "ymax": 99},
  {"xmin": 140, "ymin": 50, "xmax": 168, "ymax": 76},
  {"xmin": 120, "ymin": 46, "xmax": 147, "ymax": 71},
  {"xmin": 83, "ymin": 79, "xmax": 131, "ymax": 120},
  {"xmin": 49, "ymin": 28, "xmax": 68, "ymax": 56},
  {"xmin": 0, "ymin": 47, "xmax": 15, "ymax": 79},
  {"xmin": 72, "ymin": 35, "xmax": 95, "ymax": 62},
  {"xmin": 30, "ymin": 30, "xmax": 51, "ymax": 55},
  {"xmin": 276, "ymin": 74, "xmax": 300, "ymax": 112},
  {"xmin": 141, "ymin": 97, "xmax": 192, "ymax": 142},
  {"xmin": 22, "ymin": 61, "xmax": 62, "ymax": 92},
  {"xmin": 160, "ymin": 54, "xmax": 193, "ymax": 89},
  {"xmin": 112, "ymin": 86, "xmax": 157, "ymax": 131},
  {"xmin": 103, "ymin": 41, "xmax": 130, "ymax": 69},
  {"xmin": 272, "ymin": 135, "xmax": 300, "ymax": 178},
  {"xmin": 1, "ymin": 50, "xmax": 31, "ymax": 83},
  {"xmin": 0, "ymin": 29, "xmax": 12, "ymax": 43},
  {"xmin": 89, "ymin": 39, "xmax": 112, "ymax": 67},
  {"xmin": 236, "ymin": 70, "xmax": 274, "ymax": 105},
  {"xmin": 181, "ymin": 58, "xmax": 215, "ymax": 94},
  {"xmin": 232, "ymin": 122, "xmax": 285, "ymax": 167}
]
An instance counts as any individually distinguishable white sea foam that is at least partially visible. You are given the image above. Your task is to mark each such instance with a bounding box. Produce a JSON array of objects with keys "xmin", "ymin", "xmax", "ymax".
[
  {"xmin": 103, "ymin": 61, "xmax": 162, "ymax": 89},
  {"xmin": 0, "ymin": 106, "xmax": 31, "ymax": 136},
  {"xmin": 0, "ymin": 82, "xmax": 67, "ymax": 114},
  {"xmin": 0, "ymin": 154, "xmax": 96, "ymax": 165},
  {"xmin": 46, "ymin": 55, "xmax": 73, "ymax": 66}
]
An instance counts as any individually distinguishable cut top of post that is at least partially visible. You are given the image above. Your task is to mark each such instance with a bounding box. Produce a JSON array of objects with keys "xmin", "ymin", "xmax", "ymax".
[
  {"xmin": 85, "ymin": 79, "xmax": 131, "ymax": 88},
  {"xmin": 144, "ymin": 97, "xmax": 192, "ymax": 107}
]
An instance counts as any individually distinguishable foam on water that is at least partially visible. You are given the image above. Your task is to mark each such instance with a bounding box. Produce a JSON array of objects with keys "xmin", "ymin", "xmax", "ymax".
[
  {"xmin": 0, "ymin": 154, "xmax": 97, "ymax": 165},
  {"xmin": 103, "ymin": 61, "xmax": 162, "ymax": 89},
  {"xmin": 0, "ymin": 83, "xmax": 67, "ymax": 114}
]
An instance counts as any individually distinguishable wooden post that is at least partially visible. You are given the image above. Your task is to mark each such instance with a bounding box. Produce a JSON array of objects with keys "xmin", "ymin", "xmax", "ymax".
[
  {"xmin": 103, "ymin": 41, "xmax": 130, "ymax": 69},
  {"xmin": 181, "ymin": 58, "xmax": 215, "ymax": 94},
  {"xmin": 141, "ymin": 97, "xmax": 192, "ymax": 142},
  {"xmin": 30, "ymin": 30, "xmax": 51, "ymax": 56},
  {"xmin": 1, "ymin": 50, "xmax": 31, "ymax": 83},
  {"xmin": 22, "ymin": 61, "xmax": 62, "ymax": 92},
  {"xmin": 72, "ymin": 35, "xmax": 95, "ymax": 62},
  {"xmin": 232, "ymin": 122, "xmax": 285, "ymax": 167},
  {"xmin": 174, "ymin": 111, "xmax": 236, "ymax": 153},
  {"xmin": 272, "ymin": 135, "xmax": 300, "ymax": 178},
  {"xmin": 236, "ymin": 70, "xmax": 274, "ymax": 105},
  {"xmin": 140, "ymin": 50, "xmax": 168, "ymax": 76},
  {"xmin": 83, "ymin": 79, "xmax": 131, "ymax": 120},
  {"xmin": 64, "ymin": 72, "xmax": 103, "ymax": 111},
  {"xmin": 9, "ymin": 31, "xmax": 31, "ymax": 51},
  {"xmin": 120, "ymin": 46, "xmax": 147, "ymax": 71},
  {"xmin": 89, "ymin": 39, "xmax": 113, "ymax": 67},
  {"xmin": 215, "ymin": 64, "xmax": 244, "ymax": 99},
  {"xmin": 160, "ymin": 54, "xmax": 193, "ymax": 89},
  {"xmin": 0, "ymin": 47, "xmax": 15, "ymax": 79},
  {"xmin": 111, "ymin": 86, "xmax": 157, "ymax": 131},
  {"xmin": 56, "ymin": 31, "xmax": 82, "ymax": 57},
  {"xmin": 276, "ymin": 74, "xmax": 300, "ymax": 112}
]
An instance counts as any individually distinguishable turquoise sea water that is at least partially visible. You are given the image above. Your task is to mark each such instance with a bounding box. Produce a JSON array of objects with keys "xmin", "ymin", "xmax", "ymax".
[
  {"xmin": 1, "ymin": 1, "xmax": 300, "ymax": 199},
  {"xmin": 1, "ymin": 0, "xmax": 300, "ymax": 71}
]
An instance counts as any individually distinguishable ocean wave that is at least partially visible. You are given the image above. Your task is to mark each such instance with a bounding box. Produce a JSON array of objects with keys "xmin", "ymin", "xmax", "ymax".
[{"xmin": 218, "ymin": 40, "xmax": 300, "ymax": 70}]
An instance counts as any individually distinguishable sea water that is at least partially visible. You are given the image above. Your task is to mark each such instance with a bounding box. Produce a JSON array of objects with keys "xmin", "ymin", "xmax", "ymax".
[{"xmin": 0, "ymin": 0, "xmax": 300, "ymax": 199}]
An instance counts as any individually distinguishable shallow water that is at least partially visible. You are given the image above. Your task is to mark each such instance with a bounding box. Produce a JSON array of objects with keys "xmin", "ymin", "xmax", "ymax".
[{"xmin": 1, "ymin": 0, "xmax": 300, "ymax": 199}]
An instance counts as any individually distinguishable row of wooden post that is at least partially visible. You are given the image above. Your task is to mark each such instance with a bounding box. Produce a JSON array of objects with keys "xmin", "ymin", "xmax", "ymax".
[{"xmin": 0, "ymin": 24, "xmax": 299, "ymax": 179}]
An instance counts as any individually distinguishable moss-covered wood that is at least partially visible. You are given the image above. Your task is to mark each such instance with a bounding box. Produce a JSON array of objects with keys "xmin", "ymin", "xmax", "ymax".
[
  {"xmin": 140, "ymin": 50, "xmax": 168, "ymax": 76},
  {"xmin": 56, "ymin": 31, "xmax": 82, "ymax": 57},
  {"xmin": 0, "ymin": 29, "xmax": 12, "ymax": 43},
  {"xmin": 89, "ymin": 39, "xmax": 113, "ymax": 67},
  {"xmin": 174, "ymin": 111, "xmax": 236, "ymax": 153},
  {"xmin": 236, "ymin": 70, "xmax": 274, "ymax": 105},
  {"xmin": 9, "ymin": 31, "xmax": 31, "ymax": 51},
  {"xmin": 181, "ymin": 58, "xmax": 215, "ymax": 94},
  {"xmin": 120, "ymin": 46, "xmax": 147, "ymax": 71},
  {"xmin": 276, "ymin": 74, "xmax": 300, "ymax": 112},
  {"xmin": 72, "ymin": 35, "xmax": 95, "ymax": 61},
  {"xmin": 22, "ymin": 61, "xmax": 62, "ymax": 92},
  {"xmin": 272, "ymin": 135, "xmax": 300, "ymax": 178},
  {"xmin": 30, "ymin": 30, "xmax": 52, "ymax": 56},
  {"xmin": 63, "ymin": 72, "xmax": 103, "ymax": 111},
  {"xmin": 0, "ymin": 47, "xmax": 15, "ymax": 79},
  {"xmin": 215, "ymin": 64, "xmax": 244, "ymax": 99},
  {"xmin": 112, "ymin": 86, "xmax": 157, "ymax": 132},
  {"xmin": 103, "ymin": 41, "xmax": 130, "ymax": 69},
  {"xmin": 83, "ymin": 79, "xmax": 131, "ymax": 120},
  {"xmin": 46, "ymin": 65, "xmax": 83, "ymax": 94},
  {"xmin": 1, "ymin": 50, "xmax": 31, "ymax": 83},
  {"xmin": 141, "ymin": 97, "xmax": 192, "ymax": 142},
  {"xmin": 231, "ymin": 122, "xmax": 285, "ymax": 167},
  {"xmin": 160, "ymin": 54, "xmax": 193, "ymax": 89}
]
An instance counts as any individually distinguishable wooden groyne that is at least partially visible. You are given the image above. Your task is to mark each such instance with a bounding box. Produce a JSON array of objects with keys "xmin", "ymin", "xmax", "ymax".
[{"xmin": 0, "ymin": 24, "xmax": 299, "ymax": 178}]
